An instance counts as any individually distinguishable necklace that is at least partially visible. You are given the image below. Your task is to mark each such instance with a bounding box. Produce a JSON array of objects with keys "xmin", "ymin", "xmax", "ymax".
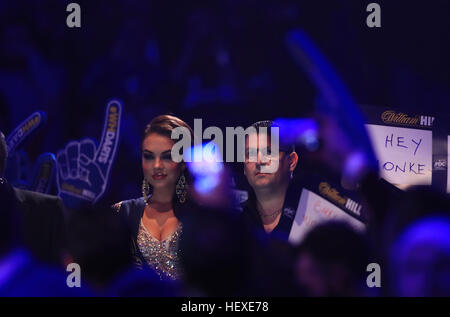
[{"xmin": 258, "ymin": 208, "xmax": 282, "ymax": 218}]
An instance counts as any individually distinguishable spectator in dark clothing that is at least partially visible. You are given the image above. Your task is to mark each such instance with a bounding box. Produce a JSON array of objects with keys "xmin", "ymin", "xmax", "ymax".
[
  {"xmin": 0, "ymin": 169, "xmax": 87, "ymax": 296},
  {"xmin": 294, "ymin": 221, "xmax": 372, "ymax": 297},
  {"xmin": 240, "ymin": 120, "xmax": 299, "ymax": 238},
  {"xmin": 390, "ymin": 216, "xmax": 450, "ymax": 297},
  {"xmin": 0, "ymin": 131, "xmax": 66, "ymax": 266}
]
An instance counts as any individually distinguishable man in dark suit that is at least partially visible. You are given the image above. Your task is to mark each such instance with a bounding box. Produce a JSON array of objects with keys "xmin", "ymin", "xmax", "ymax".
[{"xmin": 0, "ymin": 131, "xmax": 66, "ymax": 266}]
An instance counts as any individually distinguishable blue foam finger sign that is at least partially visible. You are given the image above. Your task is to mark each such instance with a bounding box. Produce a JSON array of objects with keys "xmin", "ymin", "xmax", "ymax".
[
  {"xmin": 95, "ymin": 100, "xmax": 122, "ymax": 181},
  {"xmin": 5, "ymin": 111, "xmax": 47, "ymax": 188},
  {"xmin": 66, "ymin": 141, "xmax": 80, "ymax": 179},
  {"xmin": 6, "ymin": 111, "xmax": 47, "ymax": 154},
  {"xmin": 79, "ymin": 138, "xmax": 97, "ymax": 165},
  {"xmin": 29, "ymin": 153, "xmax": 56, "ymax": 194},
  {"xmin": 56, "ymin": 150, "xmax": 69, "ymax": 179},
  {"xmin": 56, "ymin": 99, "xmax": 123, "ymax": 209},
  {"xmin": 5, "ymin": 150, "xmax": 31, "ymax": 189}
]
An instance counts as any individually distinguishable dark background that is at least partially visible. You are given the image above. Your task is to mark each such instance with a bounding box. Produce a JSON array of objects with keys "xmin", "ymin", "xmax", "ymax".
[{"xmin": 0, "ymin": 0, "xmax": 449, "ymax": 203}]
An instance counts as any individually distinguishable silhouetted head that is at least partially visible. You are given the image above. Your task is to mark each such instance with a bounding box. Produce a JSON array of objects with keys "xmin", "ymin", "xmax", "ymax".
[
  {"xmin": 390, "ymin": 216, "xmax": 450, "ymax": 296},
  {"xmin": 66, "ymin": 204, "xmax": 133, "ymax": 291},
  {"xmin": 294, "ymin": 221, "xmax": 370, "ymax": 296},
  {"xmin": 179, "ymin": 208, "xmax": 253, "ymax": 296}
]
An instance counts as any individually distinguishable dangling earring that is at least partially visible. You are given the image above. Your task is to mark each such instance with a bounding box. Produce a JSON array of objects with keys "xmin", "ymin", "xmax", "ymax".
[
  {"xmin": 142, "ymin": 178, "xmax": 152, "ymax": 204},
  {"xmin": 290, "ymin": 171, "xmax": 294, "ymax": 179},
  {"xmin": 176, "ymin": 174, "xmax": 187, "ymax": 204}
]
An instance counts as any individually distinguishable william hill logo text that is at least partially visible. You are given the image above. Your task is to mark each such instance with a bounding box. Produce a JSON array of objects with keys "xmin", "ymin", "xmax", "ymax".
[
  {"xmin": 381, "ymin": 111, "xmax": 434, "ymax": 128},
  {"xmin": 318, "ymin": 182, "xmax": 362, "ymax": 216}
]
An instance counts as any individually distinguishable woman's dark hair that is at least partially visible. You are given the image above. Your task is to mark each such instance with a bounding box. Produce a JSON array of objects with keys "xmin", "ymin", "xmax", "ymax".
[{"xmin": 142, "ymin": 114, "xmax": 194, "ymax": 149}]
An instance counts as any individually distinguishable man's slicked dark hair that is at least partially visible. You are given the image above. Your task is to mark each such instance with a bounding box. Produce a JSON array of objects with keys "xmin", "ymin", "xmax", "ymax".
[
  {"xmin": 248, "ymin": 120, "xmax": 295, "ymax": 153},
  {"xmin": 250, "ymin": 120, "xmax": 274, "ymax": 130}
]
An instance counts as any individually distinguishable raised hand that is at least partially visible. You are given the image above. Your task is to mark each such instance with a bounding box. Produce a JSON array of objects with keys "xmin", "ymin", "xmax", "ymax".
[{"xmin": 56, "ymin": 100, "xmax": 123, "ymax": 209}]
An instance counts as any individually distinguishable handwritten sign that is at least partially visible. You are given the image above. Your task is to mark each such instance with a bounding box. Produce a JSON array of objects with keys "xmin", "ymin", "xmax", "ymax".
[
  {"xmin": 288, "ymin": 189, "xmax": 365, "ymax": 245},
  {"xmin": 366, "ymin": 124, "xmax": 432, "ymax": 187}
]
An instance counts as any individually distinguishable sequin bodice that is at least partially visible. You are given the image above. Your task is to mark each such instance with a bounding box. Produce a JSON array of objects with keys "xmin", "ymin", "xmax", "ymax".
[{"xmin": 136, "ymin": 219, "xmax": 182, "ymax": 280}]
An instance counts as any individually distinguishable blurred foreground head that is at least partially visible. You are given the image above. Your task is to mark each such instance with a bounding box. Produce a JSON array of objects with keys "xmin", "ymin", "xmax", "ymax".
[
  {"xmin": 66, "ymin": 204, "xmax": 133, "ymax": 291},
  {"xmin": 390, "ymin": 216, "xmax": 450, "ymax": 297},
  {"xmin": 294, "ymin": 221, "xmax": 370, "ymax": 297},
  {"xmin": 179, "ymin": 208, "xmax": 253, "ymax": 296}
]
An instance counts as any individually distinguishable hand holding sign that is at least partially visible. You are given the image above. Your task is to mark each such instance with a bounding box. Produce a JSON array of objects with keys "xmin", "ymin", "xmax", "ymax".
[{"xmin": 56, "ymin": 100, "xmax": 122, "ymax": 209}]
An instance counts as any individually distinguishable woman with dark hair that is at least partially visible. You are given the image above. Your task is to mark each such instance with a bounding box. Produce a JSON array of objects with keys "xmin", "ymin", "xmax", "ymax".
[{"xmin": 113, "ymin": 115, "xmax": 193, "ymax": 280}]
